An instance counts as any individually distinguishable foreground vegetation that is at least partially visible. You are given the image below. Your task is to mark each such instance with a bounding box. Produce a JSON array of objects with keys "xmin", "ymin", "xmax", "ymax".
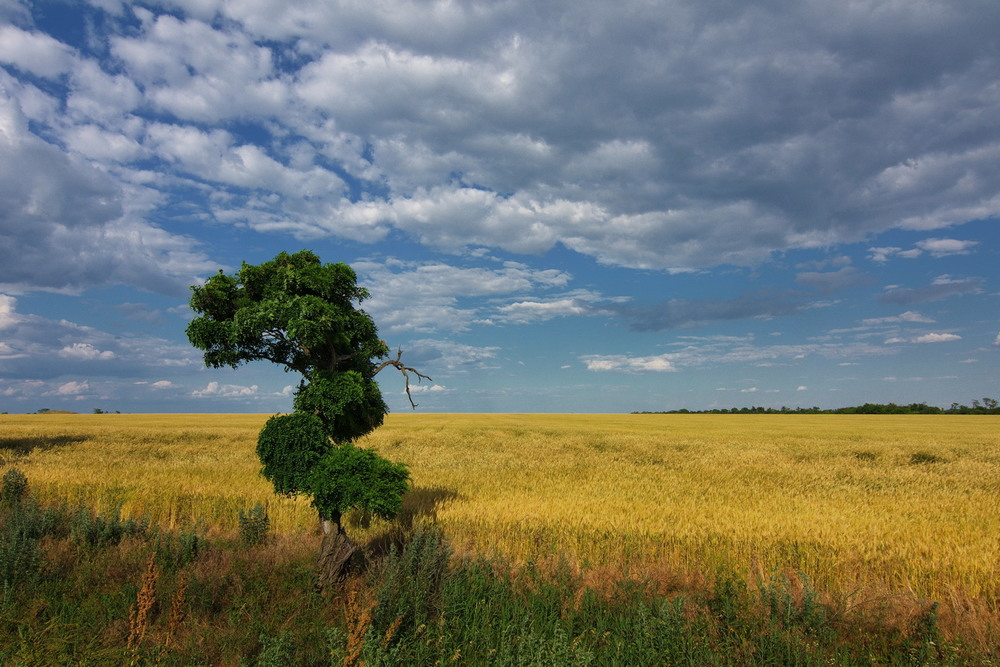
[
  {"xmin": 0, "ymin": 498, "xmax": 970, "ymax": 665},
  {"xmin": 1, "ymin": 413, "xmax": 998, "ymax": 663}
]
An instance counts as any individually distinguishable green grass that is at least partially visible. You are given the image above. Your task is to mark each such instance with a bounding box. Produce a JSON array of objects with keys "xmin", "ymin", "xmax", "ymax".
[{"xmin": 0, "ymin": 492, "xmax": 985, "ymax": 665}]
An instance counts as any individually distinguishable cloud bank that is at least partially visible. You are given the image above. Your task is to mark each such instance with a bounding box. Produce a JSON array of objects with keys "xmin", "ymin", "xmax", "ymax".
[{"xmin": 1, "ymin": 0, "xmax": 999, "ymax": 296}]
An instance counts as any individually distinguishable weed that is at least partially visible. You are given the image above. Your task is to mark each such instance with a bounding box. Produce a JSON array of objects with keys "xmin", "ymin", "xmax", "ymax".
[
  {"xmin": 911, "ymin": 601, "xmax": 943, "ymax": 663},
  {"xmin": 366, "ymin": 523, "xmax": 451, "ymax": 656},
  {"xmin": 0, "ymin": 493, "xmax": 61, "ymax": 594},
  {"xmin": 709, "ymin": 573, "xmax": 748, "ymax": 631},
  {"xmin": 253, "ymin": 630, "xmax": 296, "ymax": 666},
  {"xmin": 153, "ymin": 524, "xmax": 204, "ymax": 567},
  {"xmin": 239, "ymin": 503, "xmax": 270, "ymax": 545},
  {"xmin": 1, "ymin": 468, "xmax": 28, "ymax": 505},
  {"xmin": 342, "ymin": 587, "xmax": 374, "ymax": 667},
  {"xmin": 0, "ymin": 516, "xmax": 41, "ymax": 592},
  {"xmin": 165, "ymin": 571, "xmax": 187, "ymax": 648},
  {"xmin": 127, "ymin": 553, "xmax": 159, "ymax": 652},
  {"xmin": 70, "ymin": 504, "xmax": 148, "ymax": 547}
]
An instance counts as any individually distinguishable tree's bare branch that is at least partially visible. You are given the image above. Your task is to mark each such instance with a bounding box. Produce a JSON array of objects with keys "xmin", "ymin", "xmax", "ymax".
[{"xmin": 372, "ymin": 348, "xmax": 433, "ymax": 408}]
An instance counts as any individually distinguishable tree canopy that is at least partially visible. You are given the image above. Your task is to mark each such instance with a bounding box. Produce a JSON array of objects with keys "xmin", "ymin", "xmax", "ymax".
[{"xmin": 186, "ymin": 250, "xmax": 399, "ymax": 442}]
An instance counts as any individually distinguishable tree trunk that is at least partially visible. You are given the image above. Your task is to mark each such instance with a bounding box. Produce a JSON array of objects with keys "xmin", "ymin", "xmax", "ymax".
[{"xmin": 316, "ymin": 512, "xmax": 366, "ymax": 589}]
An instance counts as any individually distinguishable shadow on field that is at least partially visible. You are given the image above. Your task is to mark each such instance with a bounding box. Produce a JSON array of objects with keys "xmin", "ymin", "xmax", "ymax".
[
  {"xmin": 399, "ymin": 485, "xmax": 461, "ymax": 527},
  {"xmin": 0, "ymin": 434, "xmax": 87, "ymax": 463},
  {"xmin": 361, "ymin": 485, "xmax": 461, "ymax": 559}
]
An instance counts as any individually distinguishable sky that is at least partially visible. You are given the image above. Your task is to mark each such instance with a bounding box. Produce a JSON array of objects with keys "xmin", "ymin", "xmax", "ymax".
[{"xmin": 0, "ymin": 0, "xmax": 998, "ymax": 414}]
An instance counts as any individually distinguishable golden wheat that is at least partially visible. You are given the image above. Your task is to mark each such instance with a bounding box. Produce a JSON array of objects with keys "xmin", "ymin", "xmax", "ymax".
[{"xmin": 2, "ymin": 412, "xmax": 997, "ymax": 601}]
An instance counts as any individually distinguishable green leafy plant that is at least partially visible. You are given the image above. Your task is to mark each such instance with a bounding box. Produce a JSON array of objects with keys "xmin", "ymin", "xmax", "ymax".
[
  {"xmin": 70, "ymin": 504, "xmax": 148, "ymax": 547},
  {"xmin": 238, "ymin": 503, "xmax": 271, "ymax": 546},
  {"xmin": 1, "ymin": 468, "xmax": 28, "ymax": 506}
]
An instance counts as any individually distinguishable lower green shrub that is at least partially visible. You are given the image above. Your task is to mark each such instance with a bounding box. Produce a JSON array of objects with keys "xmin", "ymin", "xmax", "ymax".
[
  {"xmin": 252, "ymin": 630, "xmax": 296, "ymax": 667},
  {"xmin": 152, "ymin": 524, "xmax": 205, "ymax": 567},
  {"xmin": 1, "ymin": 468, "xmax": 28, "ymax": 506},
  {"xmin": 0, "ymin": 494, "xmax": 61, "ymax": 594},
  {"xmin": 0, "ymin": 519, "xmax": 41, "ymax": 593},
  {"xmin": 70, "ymin": 504, "xmax": 148, "ymax": 547},
  {"xmin": 238, "ymin": 503, "xmax": 270, "ymax": 545}
]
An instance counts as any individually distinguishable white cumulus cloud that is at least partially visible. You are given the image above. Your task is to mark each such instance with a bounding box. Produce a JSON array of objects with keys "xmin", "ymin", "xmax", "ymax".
[
  {"xmin": 0, "ymin": 25, "xmax": 75, "ymax": 78},
  {"xmin": 912, "ymin": 333, "xmax": 962, "ymax": 343},
  {"xmin": 0, "ymin": 294, "xmax": 18, "ymax": 329},
  {"xmin": 58, "ymin": 343, "xmax": 116, "ymax": 360},
  {"xmin": 862, "ymin": 311, "xmax": 936, "ymax": 325},
  {"xmin": 192, "ymin": 381, "xmax": 259, "ymax": 397},
  {"xmin": 0, "ymin": 88, "xmax": 216, "ymax": 295},
  {"xmin": 582, "ymin": 354, "xmax": 678, "ymax": 373},
  {"xmin": 53, "ymin": 380, "xmax": 90, "ymax": 396},
  {"xmin": 915, "ymin": 238, "xmax": 979, "ymax": 257}
]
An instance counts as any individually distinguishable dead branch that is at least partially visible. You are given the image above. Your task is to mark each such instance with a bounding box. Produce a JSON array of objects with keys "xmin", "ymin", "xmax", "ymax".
[{"xmin": 372, "ymin": 347, "xmax": 433, "ymax": 409}]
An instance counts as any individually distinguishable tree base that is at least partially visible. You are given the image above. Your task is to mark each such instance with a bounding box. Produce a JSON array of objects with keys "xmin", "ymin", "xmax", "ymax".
[{"xmin": 316, "ymin": 528, "xmax": 366, "ymax": 589}]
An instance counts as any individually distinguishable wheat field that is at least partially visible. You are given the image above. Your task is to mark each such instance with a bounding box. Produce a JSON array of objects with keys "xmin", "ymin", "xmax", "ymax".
[{"xmin": 2, "ymin": 412, "xmax": 998, "ymax": 605}]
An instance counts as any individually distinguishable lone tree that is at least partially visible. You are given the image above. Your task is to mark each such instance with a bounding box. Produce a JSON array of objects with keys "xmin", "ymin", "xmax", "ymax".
[{"xmin": 186, "ymin": 250, "xmax": 430, "ymax": 586}]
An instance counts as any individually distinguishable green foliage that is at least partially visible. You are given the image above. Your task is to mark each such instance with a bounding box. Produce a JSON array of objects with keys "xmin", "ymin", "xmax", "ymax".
[
  {"xmin": 324, "ymin": 626, "xmax": 349, "ymax": 664},
  {"xmin": 308, "ymin": 443, "xmax": 410, "ymax": 521},
  {"xmin": 292, "ymin": 370, "xmax": 386, "ymax": 443},
  {"xmin": 709, "ymin": 574, "xmax": 748, "ymax": 631},
  {"xmin": 911, "ymin": 601, "xmax": 943, "ymax": 664},
  {"xmin": 252, "ymin": 630, "xmax": 296, "ymax": 666},
  {"xmin": 758, "ymin": 571, "xmax": 831, "ymax": 639},
  {"xmin": 0, "ymin": 483, "xmax": 61, "ymax": 602},
  {"xmin": 186, "ymin": 250, "xmax": 388, "ymax": 387},
  {"xmin": 355, "ymin": 532, "xmax": 850, "ymax": 666},
  {"xmin": 368, "ymin": 525, "xmax": 451, "ymax": 645},
  {"xmin": 256, "ymin": 411, "xmax": 410, "ymax": 526},
  {"xmin": 238, "ymin": 503, "xmax": 271, "ymax": 546},
  {"xmin": 1, "ymin": 467, "xmax": 28, "ymax": 506},
  {"xmin": 152, "ymin": 524, "xmax": 204, "ymax": 567},
  {"xmin": 186, "ymin": 249, "xmax": 392, "ymax": 444},
  {"xmin": 3, "ymin": 496, "xmax": 60, "ymax": 542},
  {"xmin": 256, "ymin": 412, "xmax": 329, "ymax": 497},
  {"xmin": 69, "ymin": 504, "xmax": 148, "ymax": 547},
  {"xmin": 0, "ymin": 504, "xmax": 44, "ymax": 593}
]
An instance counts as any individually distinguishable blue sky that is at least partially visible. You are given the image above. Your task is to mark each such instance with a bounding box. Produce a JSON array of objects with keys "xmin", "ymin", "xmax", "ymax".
[{"xmin": 0, "ymin": 0, "xmax": 997, "ymax": 414}]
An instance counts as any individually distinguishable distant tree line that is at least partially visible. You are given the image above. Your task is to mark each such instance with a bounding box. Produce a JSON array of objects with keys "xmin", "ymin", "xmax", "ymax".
[
  {"xmin": 634, "ymin": 398, "xmax": 1000, "ymax": 415},
  {"xmin": 22, "ymin": 408, "xmax": 121, "ymax": 414}
]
